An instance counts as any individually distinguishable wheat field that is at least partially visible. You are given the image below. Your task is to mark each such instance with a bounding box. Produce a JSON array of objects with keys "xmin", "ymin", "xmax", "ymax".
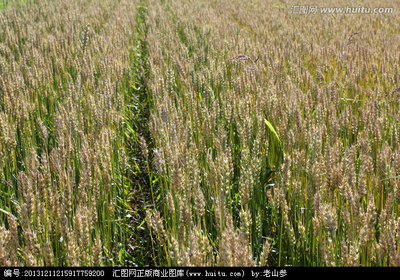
[{"xmin": 1, "ymin": 0, "xmax": 400, "ymax": 267}]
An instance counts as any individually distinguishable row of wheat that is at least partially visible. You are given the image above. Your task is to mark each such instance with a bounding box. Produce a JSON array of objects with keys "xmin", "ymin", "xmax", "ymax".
[
  {"xmin": 0, "ymin": 0, "xmax": 138, "ymax": 266},
  {"xmin": 144, "ymin": 0, "xmax": 400, "ymax": 266}
]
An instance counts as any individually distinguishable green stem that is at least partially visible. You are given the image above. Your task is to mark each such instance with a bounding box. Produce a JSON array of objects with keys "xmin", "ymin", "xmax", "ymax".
[{"xmin": 278, "ymin": 209, "xmax": 284, "ymax": 266}]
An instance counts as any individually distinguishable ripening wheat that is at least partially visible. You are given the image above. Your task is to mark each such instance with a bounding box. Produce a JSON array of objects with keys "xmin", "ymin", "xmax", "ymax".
[
  {"xmin": 0, "ymin": 0, "xmax": 138, "ymax": 266},
  {"xmin": 144, "ymin": 0, "xmax": 400, "ymax": 267},
  {"xmin": 2, "ymin": 0, "xmax": 400, "ymax": 268}
]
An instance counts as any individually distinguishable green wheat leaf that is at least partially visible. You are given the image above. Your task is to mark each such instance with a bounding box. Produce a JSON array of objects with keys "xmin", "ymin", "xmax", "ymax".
[{"xmin": 265, "ymin": 118, "xmax": 281, "ymax": 143}]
